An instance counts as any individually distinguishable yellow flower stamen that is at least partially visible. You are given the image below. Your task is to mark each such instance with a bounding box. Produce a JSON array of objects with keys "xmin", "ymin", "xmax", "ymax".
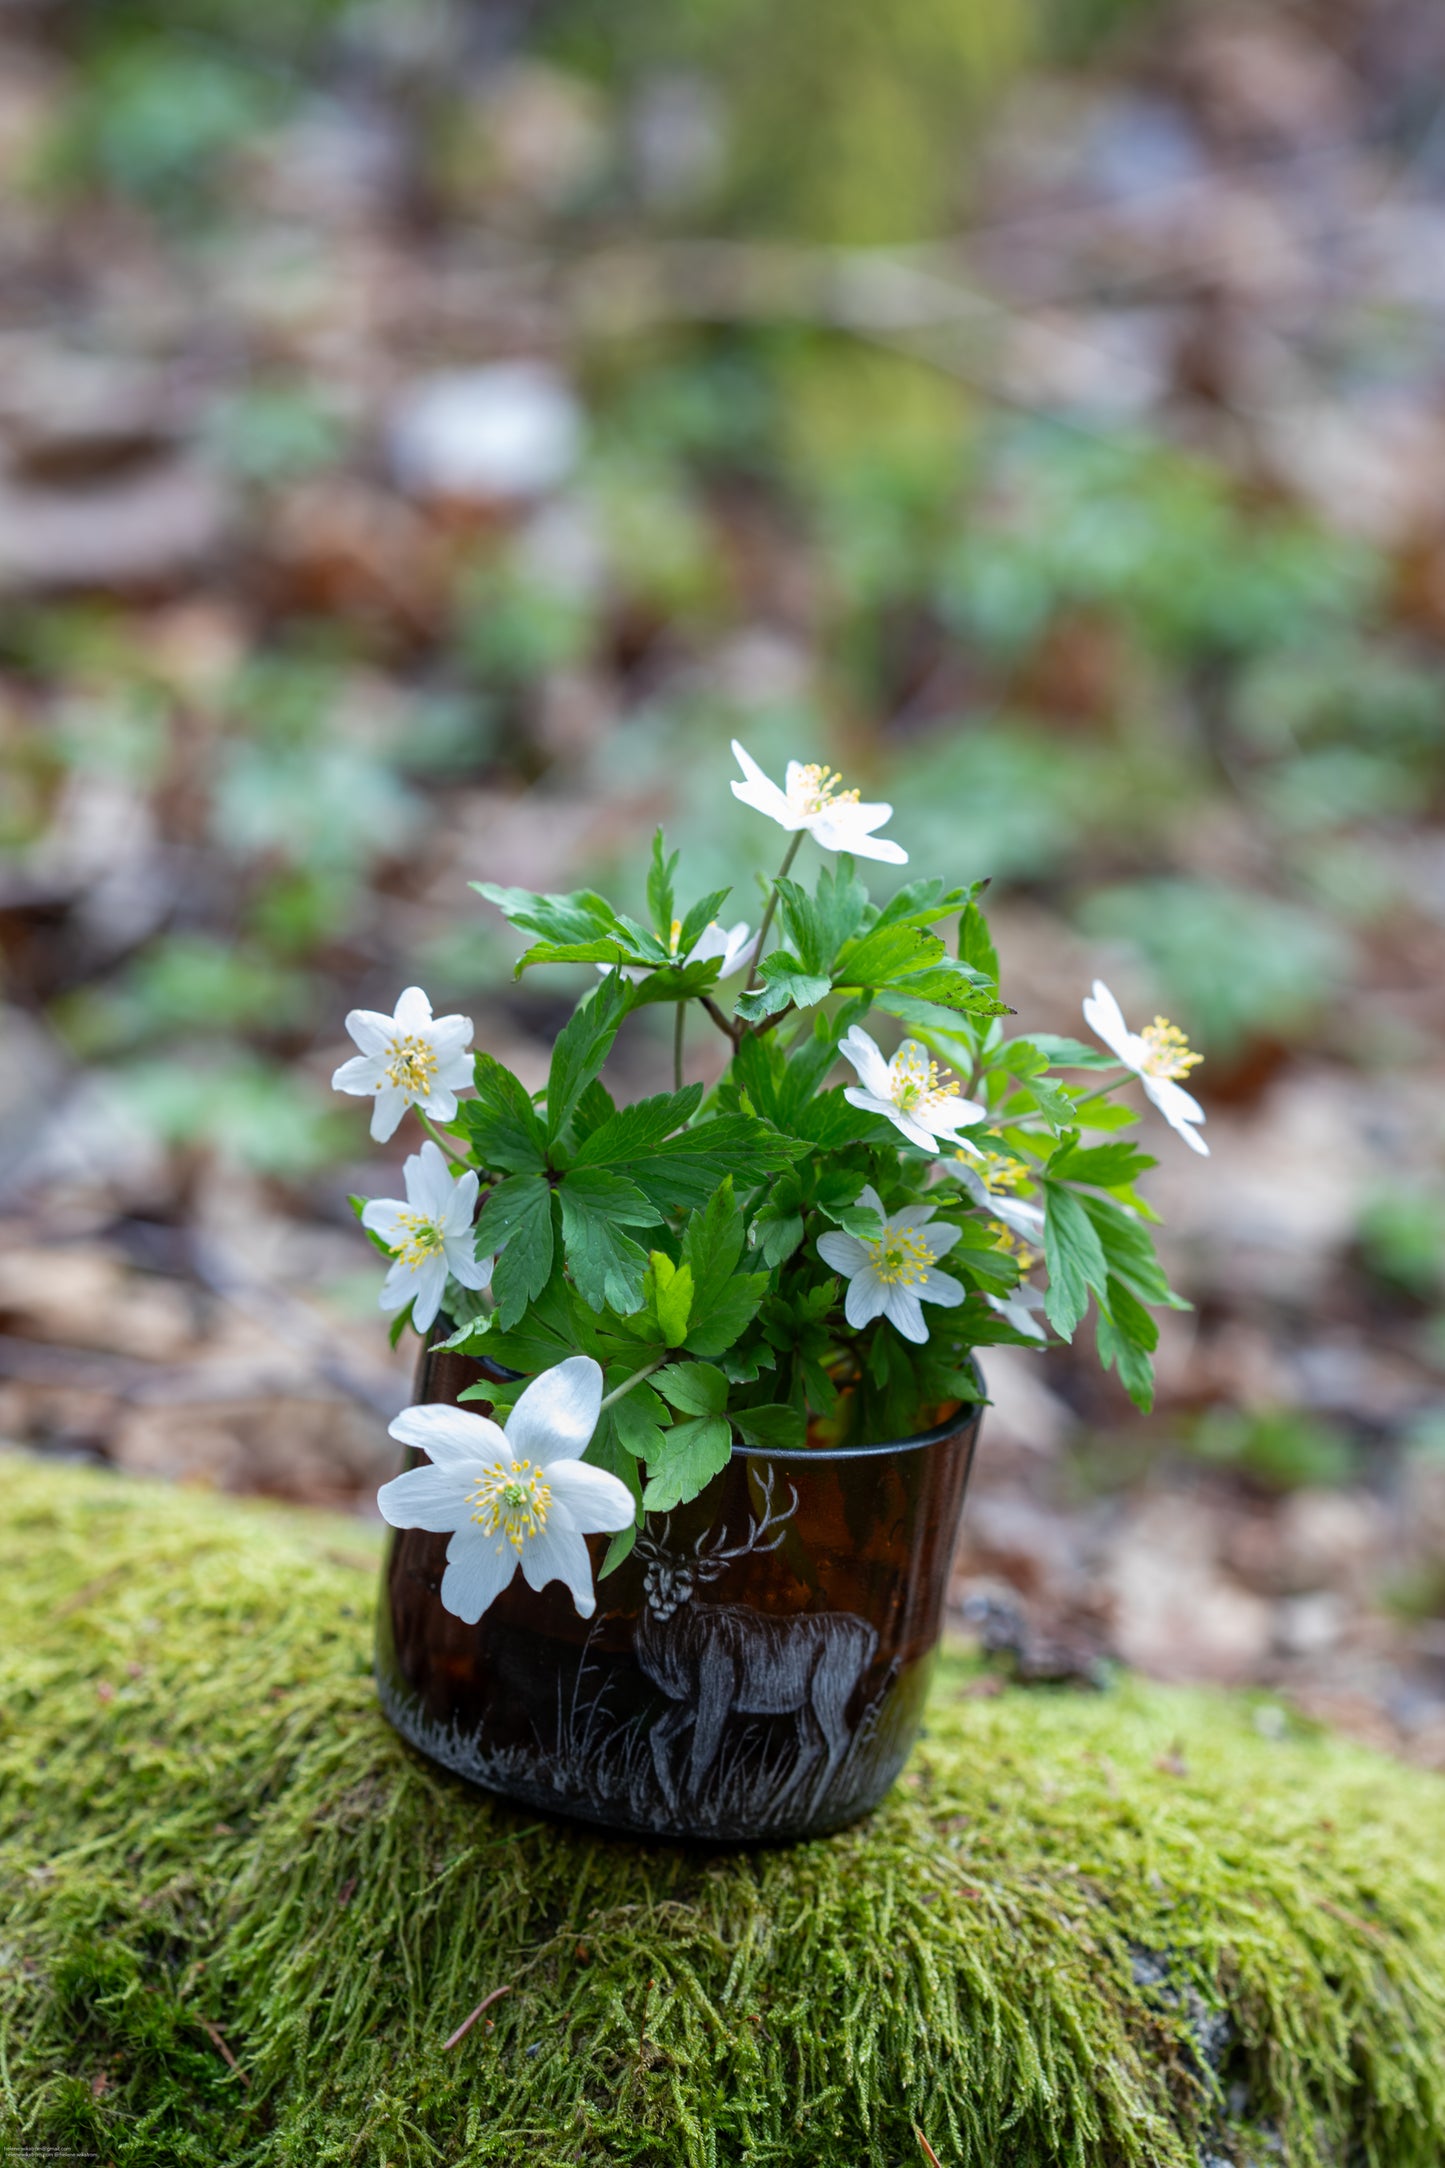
[
  {"xmin": 1138, "ymin": 1018, "xmax": 1202, "ymax": 1081},
  {"xmin": 468, "ymin": 1458, "xmax": 552, "ymax": 1554},
  {"xmin": 976, "ymin": 1150, "xmax": 1029, "ymax": 1195},
  {"xmin": 791, "ymin": 763, "xmax": 861, "ymax": 815},
  {"xmin": 867, "ymin": 1227, "xmax": 935, "ymax": 1288},
  {"xmin": 392, "ymin": 1209, "xmax": 447, "ymax": 1272},
  {"xmin": 987, "ymin": 1219, "xmax": 1042, "ymax": 1272},
  {"xmin": 385, "ymin": 1032, "xmax": 439, "ymax": 1096},
  {"xmin": 668, "ymin": 917, "xmax": 683, "ymax": 956},
  {"xmin": 892, "ymin": 1045, "xmax": 960, "ymax": 1111}
]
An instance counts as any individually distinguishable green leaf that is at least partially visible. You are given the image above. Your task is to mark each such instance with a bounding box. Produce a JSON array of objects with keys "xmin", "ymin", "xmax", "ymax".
[
  {"xmin": 868, "ymin": 876, "xmax": 973, "ymax": 936},
  {"xmin": 473, "ymin": 881, "xmax": 621, "ymax": 947},
  {"xmin": 958, "ymin": 895, "xmax": 999, "ymax": 984},
  {"xmin": 571, "ymin": 1077, "xmax": 616, "ymax": 1145},
  {"xmin": 733, "ymin": 953, "xmax": 832, "ymax": 1024},
  {"xmin": 623, "ymin": 1114, "xmax": 805, "ymax": 1214},
  {"xmin": 834, "ymin": 921, "xmax": 942, "ymax": 989},
  {"xmin": 675, "ymin": 885, "xmax": 734, "ymax": 961},
  {"xmin": 556, "ymin": 1168, "xmax": 655, "ymax": 1314},
  {"xmin": 1041, "ymin": 1182, "xmax": 1108, "ymax": 1342},
  {"xmin": 1047, "ymin": 1139, "xmax": 1157, "ymax": 1188},
  {"xmin": 609, "ymin": 1380, "xmax": 669, "ymax": 1463},
  {"xmin": 569, "ymin": 1087, "xmax": 702, "ymax": 1169},
  {"xmin": 477, "ymin": 1174, "xmax": 554, "ymax": 1329},
  {"xmin": 1081, "ymin": 1192, "xmax": 1179, "ymax": 1307},
  {"xmin": 1096, "ymin": 1287, "xmax": 1156, "ymax": 1410},
  {"xmin": 457, "ymin": 1053, "xmax": 548, "ymax": 1174},
  {"xmin": 1027, "ymin": 1032, "xmax": 1120, "ymax": 1071},
  {"xmin": 680, "ymin": 1178, "xmax": 743, "ymax": 1312},
  {"xmin": 730, "ymin": 1403, "xmax": 806, "ymax": 1450},
  {"xmin": 655, "ymin": 1360, "xmax": 728, "ymax": 1417},
  {"xmin": 645, "ymin": 1253, "xmax": 693, "ymax": 1346},
  {"xmin": 546, "ymin": 973, "xmax": 628, "ymax": 1144},
  {"xmin": 647, "ymin": 828, "xmax": 677, "ymax": 941},
  {"xmin": 775, "ymin": 859, "xmax": 868, "ymax": 975},
  {"xmin": 641, "ymin": 1415, "xmax": 733, "ymax": 1512}
]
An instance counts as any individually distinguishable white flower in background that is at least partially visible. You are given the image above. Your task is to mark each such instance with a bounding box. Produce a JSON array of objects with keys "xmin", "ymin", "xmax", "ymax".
[
  {"xmin": 817, "ymin": 1185, "xmax": 965, "ymax": 1345},
  {"xmin": 598, "ymin": 916, "xmax": 757, "ymax": 985},
  {"xmin": 955, "ymin": 1152, "xmax": 1046, "ymax": 1247},
  {"xmin": 729, "ymin": 741, "xmax": 908, "ymax": 864},
  {"xmin": 987, "ymin": 1280, "xmax": 1048, "ymax": 1342},
  {"xmin": 332, "ymin": 985, "xmax": 475, "ymax": 1143},
  {"xmin": 1082, "ymin": 980, "xmax": 1209, "ymax": 1157},
  {"xmin": 376, "ymin": 1358, "xmax": 634, "ymax": 1624},
  {"xmin": 839, "ymin": 1026, "xmax": 987, "ymax": 1153},
  {"xmin": 361, "ymin": 1141, "xmax": 491, "ymax": 1334}
]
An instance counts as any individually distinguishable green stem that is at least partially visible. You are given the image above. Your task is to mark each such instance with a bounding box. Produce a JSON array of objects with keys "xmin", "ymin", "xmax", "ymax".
[
  {"xmin": 598, "ymin": 1358, "xmax": 667, "ymax": 1414},
  {"xmin": 673, "ymin": 1000, "xmax": 686, "ymax": 1093},
  {"xmin": 742, "ymin": 830, "xmax": 804, "ymax": 998},
  {"xmin": 419, "ymin": 1114, "xmax": 469, "ymax": 1168}
]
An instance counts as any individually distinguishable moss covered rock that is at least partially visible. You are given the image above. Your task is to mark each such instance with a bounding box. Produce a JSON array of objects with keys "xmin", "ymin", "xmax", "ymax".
[{"xmin": 2, "ymin": 1453, "xmax": 1444, "ymax": 2167}]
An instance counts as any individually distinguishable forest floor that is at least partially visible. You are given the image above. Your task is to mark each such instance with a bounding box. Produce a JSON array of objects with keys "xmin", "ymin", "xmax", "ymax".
[{"xmin": 3, "ymin": 0, "xmax": 1445, "ymax": 1764}]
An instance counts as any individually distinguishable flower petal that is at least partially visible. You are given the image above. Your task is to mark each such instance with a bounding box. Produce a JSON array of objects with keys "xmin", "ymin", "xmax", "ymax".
[
  {"xmin": 439, "ymin": 1533, "xmax": 518, "ymax": 1624},
  {"xmin": 1145, "ymin": 1076, "xmax": 1210, "ymax": 1154},
  {"xmin": 376, "ymin": 1462, "xmax": 475, "ymax": 1531},
  {"xmin": 403, "ymin": 1141, "xmax": 454, "ymax": 1218},
  {"xmin": 839, "ymin": 1025, "xmax": 892, "ymax": 1100},
  {"xmin": 393, "ymin": 986, "xmax": 435, "ymax": 1034},
  {"xmin": 344, "ymin": 1009, "xmax": 396, "ymax": 1057},
  {"xmin": 332, "ymin": 1052, "xmax": 383, "ymax": 1094},
  {"xmin": 370, "ymin": 1086, "xmax": 407, "ymax": 1142},
  {"xmin": 843, "ymin": 1270, "xmax": 887, "ymax": 1329},
  {"xmin": 882, "ymin": 1285, "xmax": 929, "ymax": 1342},
  {"xmin": 1082, "ymin": 980, "xmax": 1135, "ymax": 1068},
  {"xmin": 890, "ymin": 1107, "xmax": 943, "ymax": 1153},
  {"xmin": 361, "ymin": 1198, "xmax": 408, "ymax": 1242},
  {"xmin": 504, "ymin": 1356, "xmax": 603, "ymax": 1465},
  {"xmin": 729, "ymin": 741, "xmax": 795, "ymax": 827},
  {"xmin": 420, "ymin": 1084, "xmax": 460, "ymax": 1124},
  {"xmin": 824, "ymin": 825, "xmax": 907, "ymax": 864},
  {"xmin": 917, "ymin": 1265, "xmax": 965, "ymax": 1308},
  {"xmin": 409, "ymin": 1255, "xmax": 450, "ymax": 1333},
  {"xmin": 379, "ymin": 1256, "xmax": 422, "ymax": 1314},
  {"xmin": 547, "ymin": 1458, "xmax": 637, "ymax": 1533},
  {"xmin": 918, "ymin": 1221, "xmax": 962, "ymax": 1259},
  {"xmin": 817, "ymin": 1230, "xmax": 871, "ymax": 1276},
  {"xmin": 444, "ymin": 1236, "xmax": 493, "ymax": 1291},
  {"xmin": 517, "ymin": 1514, "xmax": 599, "ymax": 1617},
  {"xmin": 442, "ymin": 1168, "xmax": 481, "ymax": 1232},
  {"xmin": 388, "ymin": 1402, "xmax": 507, "ymax": 1467}
]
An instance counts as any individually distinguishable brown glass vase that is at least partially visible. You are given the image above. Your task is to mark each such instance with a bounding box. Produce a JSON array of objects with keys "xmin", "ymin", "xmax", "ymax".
[{"xmin": 374, "ymin": 1338, "xmax": 982, "ymax": 1843}]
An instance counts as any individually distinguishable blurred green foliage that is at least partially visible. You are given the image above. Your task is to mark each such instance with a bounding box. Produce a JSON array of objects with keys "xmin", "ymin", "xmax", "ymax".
[{"xmin": 1191, "ymin": 1407, "xmax": 1357, "ymax": 1493}]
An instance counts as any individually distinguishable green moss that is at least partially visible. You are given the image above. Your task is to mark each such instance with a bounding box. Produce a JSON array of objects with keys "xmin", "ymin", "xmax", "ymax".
[{"xmin": 2, "ymin": 1454, "xmax": 1444, "ymax": 2167}]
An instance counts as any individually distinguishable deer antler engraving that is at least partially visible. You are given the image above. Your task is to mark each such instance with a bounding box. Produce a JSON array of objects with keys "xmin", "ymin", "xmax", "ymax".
[{"xmin": 692, "ymin": 1467, "xmax": 798, "ymax": 1580}]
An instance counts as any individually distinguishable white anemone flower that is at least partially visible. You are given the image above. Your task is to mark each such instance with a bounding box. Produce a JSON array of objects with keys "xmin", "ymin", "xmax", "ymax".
[
  {"xmin": 729, "ymin": 740, "xmax": 907, "ymax": 864},
  {"xmin": 332, "ymin": 984, "xmax": 475, "ymax": 1143},
  {"xmin": 839, "ymin": 1025, "xmax": 987, "ymax": 1153},
  {"xmin": 987, "ymin": 1281, "xmax": 1048, "ymax": 1342},
  {"xmin": 1082, "ymin": 979, "xmax": 1209, "ymax": 1157},
  {"xmin": 361, "ymin": 1141, "xmax": 492, "ymax": 1334},
  {"xmin": 955, "ymin": 1154, "xmax": 1046, "ymax": 1246},
  {"xmin": 816, "ymin": 1185, "xmax": 965, "ymax": 1345},
  {"xmin": 377, "ymin": 1357, "xmax": 634, "ymax": 1624},
  {"xmin": 598, "ymin": 916, "xmax": 757, "ymax": 986}
]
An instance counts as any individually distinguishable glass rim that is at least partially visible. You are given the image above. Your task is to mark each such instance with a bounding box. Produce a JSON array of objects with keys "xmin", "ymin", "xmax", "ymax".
[{"xmin": 727, "ymin": 1392, "xmax": 983, "ymax": 1465}]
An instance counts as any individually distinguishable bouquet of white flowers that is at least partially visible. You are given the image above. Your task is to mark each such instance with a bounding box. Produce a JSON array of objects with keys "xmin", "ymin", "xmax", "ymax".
[{"xmin": 338, "ymin": 739, "xmax": 1205, "ymax": 1631}]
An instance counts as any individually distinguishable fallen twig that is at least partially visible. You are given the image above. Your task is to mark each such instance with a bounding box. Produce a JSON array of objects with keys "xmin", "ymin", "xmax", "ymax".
[
  {"xmin": 202, "ymin": 2019, "xmax": 249, "ymax": 2085},
  {"xmin": 915, "ymin": 2130, "xmax": 944, "ymax": 2167},
  {"xmin": 442, "ymin": 1983, "xmax": 513, "ymax": 2051}
]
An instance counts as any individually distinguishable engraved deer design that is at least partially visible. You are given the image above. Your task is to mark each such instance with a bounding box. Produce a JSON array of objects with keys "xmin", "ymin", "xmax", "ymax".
[{"xmin": 633, "ymin": 1471, "xmax": 879, "ymax": 1812}]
